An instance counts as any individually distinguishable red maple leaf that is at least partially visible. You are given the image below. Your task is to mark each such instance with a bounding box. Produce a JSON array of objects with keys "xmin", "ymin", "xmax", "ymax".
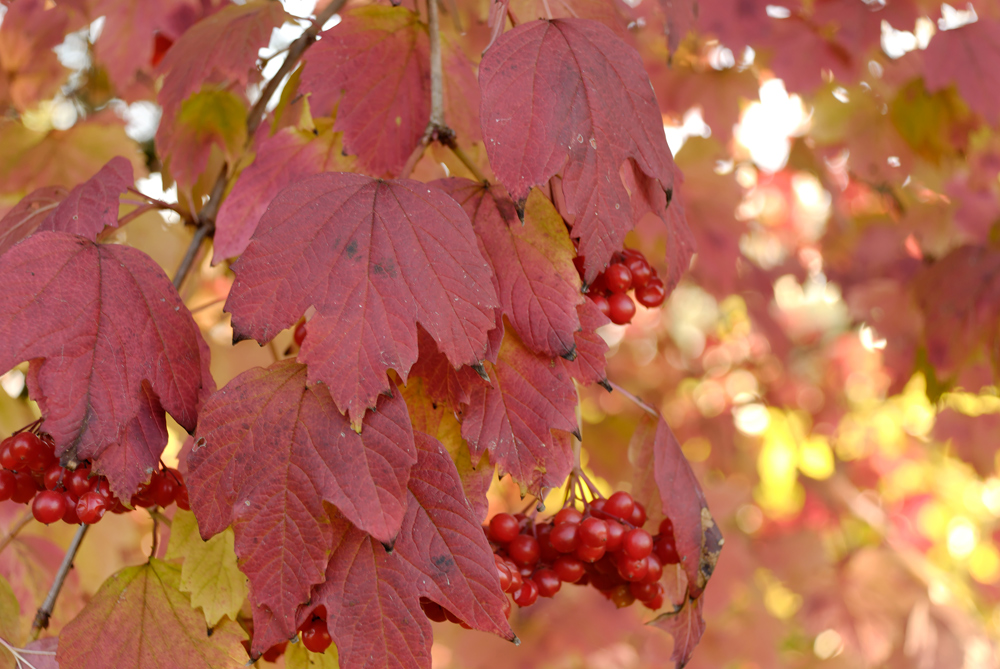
[
  {"xmin": 225, "ymin": 173, "xmax": 498, "ymax": 426},
  {"xmin": 479, "ymin": 19, "xmax": 677, "ymax": 283},
  {"xmin": 0, "ymin": 156, "xmax": 132, "ymax": 255},
  {"xmin": 0, "ymin": 232, "xmax": 212, "ymax": 498},
  {"xmin": 923, "ymin": 18, "xmax": 1000, "ymax": 126},
  {"xmin": 187, "ymin": 359, "xmax": 417, "ymax": 642},
  {"xmin": 559, "ymin": 297, "xmax": 610, "ymax": 388},
  {"xmin": 300, "ymin": 6, "xmax": 430, "ymax": 176}
]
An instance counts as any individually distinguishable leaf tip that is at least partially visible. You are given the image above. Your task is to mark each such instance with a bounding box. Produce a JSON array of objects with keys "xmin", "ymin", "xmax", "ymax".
[
  {"xmin": 598, "ymin": 379, "xmax": 612, "ymax": 392},
  {"xmin": 559, "ymin": 345, "xmax": 578, "ymax": 362},
  {"xmin": 231, "ymin": 330, "xmax": 253, "ymax": 345},
  {"xmin": 472, "ymin": 362, "xmax": 491, "ymax": 382},
  {"xmin": 514, "ymin": 199, "xmax": 526, "ymax": 224},
  {"xmin": 511, "ymin": 633, "xmax": 521, "ymax": 646},
  {"xmin": 571, "ymin": 428, "xmax": 582, "ymax": 441}
]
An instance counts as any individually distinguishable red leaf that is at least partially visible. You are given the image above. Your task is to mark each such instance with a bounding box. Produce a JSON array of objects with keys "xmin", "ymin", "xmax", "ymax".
[
  {"xmin": 156, "ymin": 1, "xmax": 286, "ymax": 118},
  {"xmin": 479, "ymin": 19, "xmax": 677, "ymax": 283},
  {"xmin": 0, "ymin": 156, "xmax": 133, "ymax": 255},
  {"xmin": 301, "ymin": 6, "xmax": 429, "ymax": 176},
  {"xmin": 0, "ymin": 231, "xmax": 212, "ymax": 498},
  {"xmin": 187, "ymin": 360, "xmax": 416, "ymax": 641},
  {"xmin": 225, "ymin": 173, "xmax": 498, "ymax": 426},
  {"xmin": 560, "ymin": 297, "xmax": 610, "ymax": 387},
  {"xmin": 213, "ymin": 125, "xmax": 353, "ymax": 262},
  {"xmin": 923, "ymin": 18, "xmax": 1000, "ymax": 125},
  {"xmin": 461, "ymin": 328, "xmax": 578, "ymax": 493},
  {"xmin": 649, "ymin": 596, "xmax": 706, "ymax": 668},
  {"xmin": 434, "ymin": 179, "xmax": 583, "ymax": 358},
  {"xmin": 395, "ymin": 432, "xmax": 515, "ymax": 639},
  {"xmin": 630, "ymin": 415, "xmax": 721, "ymax": 599},
  {"xmin": 0, "ymin": 0, "xmax": 70, "ymax": 111},
  {"xmin": 658, "ymin": 0, "xmax": 697, "ymax": 54},
  {"xmin": 410, "ymin": 325, "xmax": 478, "ymax": 407}
]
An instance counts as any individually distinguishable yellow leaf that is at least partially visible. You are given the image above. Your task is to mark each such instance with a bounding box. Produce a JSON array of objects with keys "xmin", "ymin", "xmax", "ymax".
[{"xmin": 285, "ymin": 639, "xmax": 339, "ymax": 669}]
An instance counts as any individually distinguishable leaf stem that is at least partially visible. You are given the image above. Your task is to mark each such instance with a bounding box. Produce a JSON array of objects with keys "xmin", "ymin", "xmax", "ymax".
[
  {"xmin": 149, "ymin": 512, "xmax": 160, "ymax": 558},
  {"xmin": 125, "ymin": 188, "xmax": 186, "ymax": 216},
  {"xmin": 148, "ymin": 508, "xmax": 173, "ymax": 529},
  {"xmin": 427, "ymin": 0, "xmax": 444, "ymax": 128},
  {"xmin": 172, "ymin": 222, "xmax": 214, "ymax": 291},
  {"xmin": 0, "ymin": 510, "xmax": 33, "ymax": 556},
  {"xmin": 608, "ymin": 380, "xmax": 659, "ymax": 417},
  {"xmin": 30, "ymin": 523, "xmax": 89, "ymax": 640},
  {"xmin": 442, "ymin": 138, "xmax": 488, "ymax": 184}
]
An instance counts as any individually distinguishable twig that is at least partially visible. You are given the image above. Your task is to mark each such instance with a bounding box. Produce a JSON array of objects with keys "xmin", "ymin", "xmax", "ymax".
[
  {"xmin": 608, "ymin": 380, "xmax": 659, "ymax": 417},
  {"xmin": 125, "ymin": 188, "xmax": 186, "ymax": 216},
  {"xmin": 148, "ymin": 508, "xmax": 173, "ymax": 529},
  {"xmin": 113, "ymin": 203, "xmax": 156, "ymax": 229},
  {"xmin": 30, "ymin": 524, "xmax": 89, "ymax": 640},
  {"xmin": 149, "ymin": 512, "xmax": 160, "ymax": 558},
  {"xmin": 189, "ymin": 297, "xmax": 226, "ymax": 314},
  {"xmin": 427, "ymin": 0, "xmax": 444, "ymax": 128},
  {"xmin": 0, "ymin": 510, "xmax": 33, "ymax": 556},
  {"xmin": 172, "ymin": 222, "xmax": 214, "ymax": 291}
]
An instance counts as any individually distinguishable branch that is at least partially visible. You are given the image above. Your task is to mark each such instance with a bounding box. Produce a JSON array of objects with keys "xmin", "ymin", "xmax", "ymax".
[
  {"xmin": 607, "ymin": 380, "xmax": 660, "ymax": 417},
  {"xmin": 427, "ymin": 0, "xmax": 444, "ymax": 128},
  {"xmin": 0, "ymin": 509, "xmax": 32, "ymax": 556},
  {"xmin": 30, "ymin": 524, "xmax": 89, "ymax": 640},
  {"xmin": 172, "ymin": 222, "xmax": 214, "ymax": 291}
]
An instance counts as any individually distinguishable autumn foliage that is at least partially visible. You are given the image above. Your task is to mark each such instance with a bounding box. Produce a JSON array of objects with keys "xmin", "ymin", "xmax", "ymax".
[{"xmin": 1, "ymin": 0, "xmax": 1000, "ymax": 667}]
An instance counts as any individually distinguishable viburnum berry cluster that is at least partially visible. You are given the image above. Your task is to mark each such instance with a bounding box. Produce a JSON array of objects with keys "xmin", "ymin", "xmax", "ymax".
[
  {"xmin": 577, "ymin": 247, "xmax": 668, "ymax": 326},
  {"xmin": 0, "ymin": 422, "xmax": 189, "ymax": 526}
]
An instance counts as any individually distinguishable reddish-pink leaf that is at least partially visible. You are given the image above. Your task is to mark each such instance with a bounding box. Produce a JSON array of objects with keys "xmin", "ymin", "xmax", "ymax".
[
  {"xmin": 187, "ymin": 359, "xmax": 416, "ymax": 641},
  {"xmin": 649, "ymin": 596, "xmax": 706, "ymax": 668},
  {"xmin": 461, "ymin": 328, "xmax": 578, "ymax": 493},
  {"xmin": 0, "ymin": 231, "xmax": 212, "ymax": 498},
  {"xmin": 301, "ymin": 6, "xmax": 429, "ymax": 176},
  {"xmin": 0, "ymin": 156, "xmax": 133, "ymax": 255},
  {"xmin": 410, "ymin": 325, "xmax": 478, "ymax": 407},
  {"xmin": 156, "ymin": 1, "xmax": 286, "ymax": 117},
  {"xmin": 395, "ymin": 432, "xmax": 515, "ymax": 639},
  {"xmin": 658, "ymin": 0, "xmax": 697, "ymax": 54},
  {"xmin": 435, "ymin": 179, "xmax": 583, "ymax": 358},
  {"xmin": 560, "ymin": 297, "xmax": 610, "ymax": 387},
  {"xmin": 479, "ymin": 19, "xmax": 677, "ymax": 283},
  {"xmin": 0, "ymin": 0, "xmax": 70, "ymax": 111},
  {"xmin": 225, "ymin": 173, "xmax": 498, "ymax": 426},
  {"xmin": 630, "ymin": 415, "xmax": 721, "ymax": 599},
  {"xmin": 923, "ymin": 18, "xmax": 1000, "ymax": 125}
]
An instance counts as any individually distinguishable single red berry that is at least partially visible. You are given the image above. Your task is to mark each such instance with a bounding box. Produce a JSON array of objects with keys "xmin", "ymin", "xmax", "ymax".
[
  {"xmin": 604, "ymin": 263, "xmax": 632, "ymax": 293},
  {"xmin": 495, "ymin": 557, "xmax": 513, "ymax": 592},
  {"xmin": 625, "ymin": 256, "xmax": 652, "ymax": 288},
  {"xmin": 620, "ymin": 248, "xmax": 644, "ymax": 262},
  {"xmin": 502, "ymin": 594, "xmax": 512, "ymax": 619},
  {"xmin": 506, "ymin": 567, "xmax": 523, "ymax": 594},
  {"xmin": 658, "ymin": 516, "xmax": 675, "ymax": 537},
  {"xmin": 604, "ymin": 491, "xmax": 635, "ymax": 521},
  {"xmin": 617, "ymin": 555, "xmax": 649, "ymax": 582},
  {"xmin": 593, "ymin": 553, "xmax": 619, "ymax": 576},
  {"xmin": 588, "ymin": 293, "xmax": 611, "ymax": 318},
  {"xmin": 622, "ymin": 528, "xmax": 653, "ymax": 560},
  {"xmin": 109, "ymin": 496, "xmax": 129, "ymax": 514},
  {"xmin": 554, "ymin": 508, "xmax": 583, "ymax": 525},
  {"xmin": 175, "ymin": 484, "xmax": 190, "ymax": 511},
  {"xmin": 62, "ymin": 493, "xmax": 81, "ymax": 524},
  {"xmin": 508, "ymin": 534, "xmax": 541, "ymax": 566},
  {"xmin": 66, "ymin": 467, "xmax": 92, "ymax": 499},
  {"xmin": 629, "ymin": 581, "xmax": 659, "ymax": 602},
  {"xmin": 605, "ymin": 520, "xmax": 625, "ymax": 552},
  {"xmin": 553, "ymin": 555, "xmax": 585, "ymax": 583},
  {"xmin": 0, "ymin": 441, "xmax": 18, "ymax": 471},
  {"xmin": 654, "ymin": 535, "xmax": 680, "ymax": 564},
  {"xmin": 533, "ymin": 569, "xmax": 561, "ymax": 597},
  {"xmin": 151, "ymin": 471, "xmax": 179, "ymax": 507},
  {"xmin": 26, "ymin": 436, "xmax": 56, "ymax": 472},
  {"xmin": 0, "ymin": 470, "xmax": 15, "ymax": 501},
  {"xmin": 578, "ymin": 517, "xmax": 608, "ymax": 548},
  {"xmin": 609, "ymin": 584, "xmax": 636, "ymax": 608},
  {"xmin": 12, "ymin": 472, "xmax": 38, "ymax": 504},
  {"xmin": 549, "ymin": 522, "xmax": 580, "ymax": 553},
  {"xmin": 635, "ymin": 277, "xmax": 666, "ymax": 308},
  {"xmin": 32, "ymin": 490, "xmax": 67, "ymax": 524},
  {"xmin": 642, "ymin": 554, "xmax": 663, "ymax": 584},
  {"xmin": 488, "ymin": 513, "xmax": 520, "ymax": 544},
  {"xmin": 512, "ymin": 579, "xmax": 538, "ymax": 607},
  {"xmin": 642, "ymin": 590, "xmax": 665, "ymax": 611},
  {"xmin": 262, "ymin": 641, "xmax": 287, "ymax": 662},
  {"xmin": 294, "ymin": 320, "xmax": 307, "ymax": 347},
  {"xmin": 43, "ymin": 464, "xmax": 65, "ymax": 491},
  {"xmin": 76, "ymin": 491, "xmax": 108, "ymax": 524},
  {"xmin": 421, "ymin": 598, "xmax": 447, "ymax": 623},
  {"xmin": 10, "ymin": 432, "xmax": 41, "ymax": 463},
  {"xmin": 300, "ymin": 619, "xmax": 332, "ymax": 653},
  {"xmin": 518, "ymin": 564, "xmax": 533, "ymax": 578},
  {"xmin": 588, "ymin": 272, "xmax": 609, "ymax": 296},
  {"xmin": 574, "ymin": 542, "xmax": 606, "ymax": 563},
  {"xmin": 89, "ymin": 477, "xmax": 112, "ymax": 500},
  {"xmin": 590, "ymin": 498, "xmax": 607, "ymax": 516},
  {"xmin": 629, "ymin": 502, "xmax": 647, "ymax": 528},
  {"xmin": 537, "ymin": 525, "xmax": 560, "ymax": 563},
  {"xmin": 607, "ymin": 292, "xmax": 636, "ymax": 325}
]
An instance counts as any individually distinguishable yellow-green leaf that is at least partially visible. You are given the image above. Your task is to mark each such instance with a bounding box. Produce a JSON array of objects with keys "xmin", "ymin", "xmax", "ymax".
[
  {"xmin": 0, "ymin": 574, "xmax": 20, "ymax": 669},
  {"xmin": 285, "ymin": 639, "xmax": 339, "ymax": 669}
]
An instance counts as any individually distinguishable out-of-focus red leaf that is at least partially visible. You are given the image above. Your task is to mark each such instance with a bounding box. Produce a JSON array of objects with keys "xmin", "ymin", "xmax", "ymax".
[
  {"xmin": 0, "ymin": 231, "xmax": 212, "ymax": 499},
  {"xmin": 225, "ymin": 173, "xmax": 498, "ymax": 426},
  {"xmin": 187, "ymin": 359, "xmax": 416, "ymax": 642},
  {"xmin": 485, "ymin": 0, "xmax": 511, "ymax": 52},
  {"xmin": 435, "ymin": 179, "xmax": 582, "ymax": 358},
  {"xmin": 158, "ymin": 89, "xmax": 248, "ymax": 186},
  {"xmin": 630, "ymin": 414, "xmax": 721, "ymax": 599},
  {"xmin": 461, "ymin": 327, "xmax": 578, "ymax": 493},
  {"xmin": 479, "ymin": 19, "xmax": 677, "ymax": 283},
  {"xmin": 0, "ymin": 0, "xmax": 70, "ymax": 111},
  {"xmin": 56, "ymin": 559, "xmax": 248, "ymax": 668},
  {"xmin": 301, "ymin": 6, "xmax": 429, "ymax": 176},
  {"xmin": 658, "ymin": 0, "xmax": 697, "ymax": 54},
  {"xmin": 0, "ymin": 156, "xmax": 132, "ymax": 255},
  {"xmin": 923, "ymin": 18, "xmax": 1000, "ymax": 125},
  {"xmin": 560, "ymin": 297, "xmax": 609, "ymax": 387},
  {"xmin": 649, "ymin": 596, "xmax": 706, "ymax": 668},
  {"xmin": 395, "ymin": 432, "xmax": 515, "ymax": 639}
]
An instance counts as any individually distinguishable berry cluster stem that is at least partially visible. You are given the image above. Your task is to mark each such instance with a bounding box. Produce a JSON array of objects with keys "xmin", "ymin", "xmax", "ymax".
[{"xmin": 30, "ymin": 523, "xmax": 89, "ymax": 640}]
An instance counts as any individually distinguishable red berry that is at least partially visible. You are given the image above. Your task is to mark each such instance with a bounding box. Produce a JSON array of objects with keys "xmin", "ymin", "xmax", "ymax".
[
  {"xmin": 623, "ymin": 528, "xmax": 653, "ymax": 560},
  {"xmin": 605, "ymin": 520, "xmax": 625, "ymax": 552},
  {"xmin": 537, "ymin": 524, "xmax": 560, "ymax": 563},
  {"xmin": 549, "ymin": 522, "xmax": 580, "ymax": 553},
  {"xmin": 533, "ymin": 569, "xmax": 561, "ymax": 597},
  {"xmin": 658, "ymin": 516, "xmax": 675, "ymax": 536},
  {"xmin": 151, "ymin": 471, "xmax": 179, "ymax": 507},
  {"xmin": 0, "ymin": 441, "xmax": 18, "ymax": 471},
  {"xmin": 26, "ymin": 436, "xmax": 55, "ymax": 471},
  {"xmin": 578, "ymin": 517, "xmax": 608, "ymax": 548},
  {"xmin": 62, "ymin": 493, "xmax": 81, "ymax": 524},
  {"xmin": 300, "ymin": 619, "xmax": 332, "ymax": 653},
  {"xmin": 489, "ymin": 513, "xmax": 520, "ymax": 544},
  {"xmin": 620, "ymin": 248, "xmax": 644, "ymax": 262},
  {"xmin": 508, "ymin": 534, "xmax": 540, "ymax": 566},
  {"xmin": 593, "ymin": 554, "xmax": 619, "ymax": 576},
  {"xmin": 0, "ymin": 470, "xmax": 15, "ymax": 501},
  {"xmin": 604, "ymin": 491, "xmax": 635, "ymax": 521},
  {"xmin": 574, "ymin": 542, "xmax": 606, "ymax": 563},
  {"xmin": 588, "ymin": 272, "xmax": 609, "ymax": 296},
  {"xmin": 609, "ymin": 584, "xmax": 636, "ymax": 608},
  {"xmin": 590, "ymin": 498, "xmax": 607, "ymax": 515},
  {"xmin": 629, "ymin": 581, "xmax": 660, "ymax": 602},
  {"xmin": 495, "ymin": 556, "xmax": 512, "ymax": 591},
  {"xmin": 43, "ymin": 465, "xmax": 65, "ymax": 491},
  {"xmin": 604, "ymin": 263, "xmax": 632, "ymax": 293},
  {"xmin": 654, "ymin": 535, "xmax": 680, "ymax": 564},
  {"xmin": 553, "ymin": 555, "xmax": 585, "ymax": 583},
  {"xmin": 175, "ymin": 484, "xmax": 190, "ymax": 511},
  {"xmin": 421, "ymin": 598, "xmax": 447, "ymax": 622},
  {"xmin": 12, "ymin": 472, "xmax": 38, "ymax": 504},
  {"xmin": 588, "ymin": 569, "xmax": 621, "ymax": 591},
  {"xmin": 588, "ymin": 293, "xmax": 611, "ymax": 318},
  {"xmin": 32, "ymin": 490, "xmax": 67, "ymax": 524},
  {"xmin": 607, "ymin": 293, "xmax": 635, "ymax": 325},
  {"xmin": 262, "ymin": 641, "xmax": 287, "ymax": 662},
  {"xmin": 89, "ymin": 477, "xmax": 112, "ymax": 499},
  {"xmin": 635, "ymin": 277, "xmax": 666, "ymax": 308},
  {"xmin": 617, "ymin": 555, "xmax": 649, "ymax": 582},
  {"xmin": 642, "ymin": 554, "xmax": 663, "ymax": 584},
  {"xmin": 506, "ymin": 567, "xmax": 523, "ymax": 594},
  {"xmin": 512, "ymin": 579, "xmax": 538, "ymax": 607},
  {"xmin": 625, "ymin": 256, "xmax": 652, "ymax": 288},
  {"xmin": 66, "ymin": 467, "xmax": 92, "ymax": 498},
  {"xmin": 554, "ymin": 508, "xmax": 583, "ymax": 525},
  {"xmin": 77, "ymin": 491, "xmax": 108, "ymax": 524},
  {"xmin": 10, "ymin": 433, "xmax": 40, "ymax": 467},
  {"xmin": 629, "ymin": 502, "xmax": 647, "ymax": 528},
  {"xmin": 294, "ymin": 320, "xmax": 307, "ymax": 347},
  {"xmin": 642, "ymin": 590, "xmax": 665, "ymax": 610}
]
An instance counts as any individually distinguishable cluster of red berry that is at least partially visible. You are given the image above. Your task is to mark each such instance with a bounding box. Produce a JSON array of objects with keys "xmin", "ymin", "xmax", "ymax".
[
  {"xmin": 249, "ymin": 606, "xmax": 332, "ymax": 662},
  {"xmin": 0, "ymin": 427, "xmax": 189, "ymax": 525},
  {"xmin": 576, "ymin": 248, "xmax": 667, "ymax": 325}
]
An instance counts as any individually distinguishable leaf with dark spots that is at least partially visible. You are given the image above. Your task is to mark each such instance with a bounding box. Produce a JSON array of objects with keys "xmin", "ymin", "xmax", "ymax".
[
  {"xmin": 225, "ymin": 173, "xmax": 498, "ymax": 426},
  {"xmin": 0, "ymin": 231, "xmax": 212, "ymax": 500},
  {"xmin": 187, "ymin": 359, "xmax": 416, "ymax": 643}
]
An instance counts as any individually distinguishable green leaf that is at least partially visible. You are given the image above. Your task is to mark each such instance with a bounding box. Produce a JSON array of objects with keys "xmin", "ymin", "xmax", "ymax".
[{"xmin": 0, "ymin": 574, "xmax": 20, "ymax": 669}]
